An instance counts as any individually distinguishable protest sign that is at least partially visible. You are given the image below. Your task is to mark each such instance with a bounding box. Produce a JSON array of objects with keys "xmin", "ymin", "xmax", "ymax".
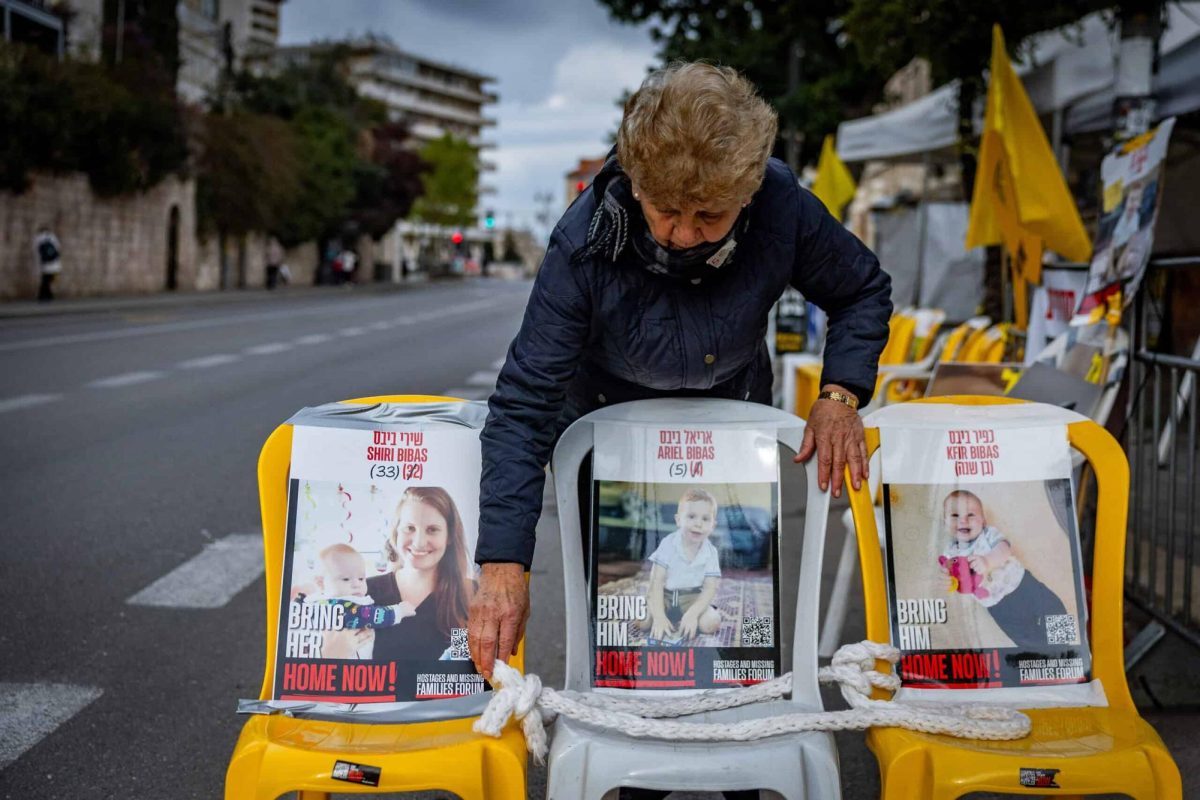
[
  {"xmin": 590, "ymin": 423, "xmax": 781, "ymax": 691},
  {"xmin": 272, "ymin": 421, "xmax": 484, "ymax": 704},
  {"xmin": 1075, "ymin": 118, "xmax": 1176, "ymax": 324},
  {"xmin": 880, "ymin": 423, "xmax": 1099, "ymax": 705}
]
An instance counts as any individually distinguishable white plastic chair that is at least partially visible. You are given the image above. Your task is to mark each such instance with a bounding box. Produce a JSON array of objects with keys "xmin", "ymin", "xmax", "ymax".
[{"xmin": 546, "ymin": 398, "xmax": 839, "ymax": 799}]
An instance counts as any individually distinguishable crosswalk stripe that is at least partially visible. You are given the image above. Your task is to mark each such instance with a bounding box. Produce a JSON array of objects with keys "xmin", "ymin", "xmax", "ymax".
[
  {"xmin": 87, "ymin": 371, "xmax": 165, "ymax": 388},
  {"xmin": 0, "ymin": 394, "xmax": 62, "ymax": 413},
  {"xmin": 0, "ymin": 682, "xmax": 103, "ymax": 770},
  {"xmin": 244, "ymin": 342, "xmax": 293, "ymax": 356},
  {"xmin": 178, "ymin": 353, "xmax": 240, "ymax": 369},
  {"xmin": 126, "ymin": 533, "xmax": 263, "ymax": 609}
]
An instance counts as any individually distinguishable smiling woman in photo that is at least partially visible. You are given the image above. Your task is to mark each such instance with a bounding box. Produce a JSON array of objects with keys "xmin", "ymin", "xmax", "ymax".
[{"xmin": 364, "ymin": 487, "xmax": 475, "ymax": 661}]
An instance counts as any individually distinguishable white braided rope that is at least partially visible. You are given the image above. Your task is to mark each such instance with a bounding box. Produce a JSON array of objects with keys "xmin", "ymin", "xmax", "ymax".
[{"xmin": 473, "ymin": 640, "xmax": 1031, "ymax": 762}]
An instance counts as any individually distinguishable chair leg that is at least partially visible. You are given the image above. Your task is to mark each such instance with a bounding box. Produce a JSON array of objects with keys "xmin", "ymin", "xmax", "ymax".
[
  {"xmin": 878, "ymin": 748, "xmax": 934, "ymax": 800},
  {"xmin": 1145, "ymin": 744, "xmax": 1184, "ymax": 800}
]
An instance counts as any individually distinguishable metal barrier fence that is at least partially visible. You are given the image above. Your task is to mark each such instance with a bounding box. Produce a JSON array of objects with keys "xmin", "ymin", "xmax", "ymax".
[{"xmin": 1124, "ymin": 256, "xmax": 1200, "ymax": 651}]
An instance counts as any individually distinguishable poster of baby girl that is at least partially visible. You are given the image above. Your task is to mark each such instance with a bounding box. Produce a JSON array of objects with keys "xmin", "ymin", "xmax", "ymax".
[
  {"xmin": 272, "ymin": 414, "xmax": 485, "ymax": 705},
  {"xmin": 879, "ymin": 421, "xmax": 1094, "ymax": 705}
]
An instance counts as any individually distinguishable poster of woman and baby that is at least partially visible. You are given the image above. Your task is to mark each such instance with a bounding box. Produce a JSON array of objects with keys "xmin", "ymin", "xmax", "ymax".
[
  {"xmin": 590, "ymin": 422, "xmax": 782, "ymax": 691},
  {"xmin": 272, "ymin": 422, "xmax": 483, "ymax": 704},
  {"xmin": 880, "ymin": 421, "xmax": 1093, "ymax": 703}
]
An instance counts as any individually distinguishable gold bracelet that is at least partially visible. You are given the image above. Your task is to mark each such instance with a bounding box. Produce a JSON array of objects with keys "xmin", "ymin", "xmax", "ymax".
[{"xmin": 818, "ymin": 389, "xmax": 859, "ymax": 411}]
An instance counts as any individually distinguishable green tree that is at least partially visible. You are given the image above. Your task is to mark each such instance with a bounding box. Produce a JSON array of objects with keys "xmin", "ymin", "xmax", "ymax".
[
  {"xmin": 410, "ymin": 134, "xmax": 478, "ymax": 228},
  {"xmin": 597, "ymin": 0, "xmax": 885, "ymax": 165},
  {"xmin": 0, "ymin": 43, "xmax": 186, "ymax": 196},
  {"xmin": 350, "ymin": 120, "xmax": 427, "ymax": 239},
  {"xmin": 842, "ymin": 0, "xmax": 1112, "ymax": 190},
  {"xmin": 196, "ymin": 111, "xmax": 300, "ymax": 237}
]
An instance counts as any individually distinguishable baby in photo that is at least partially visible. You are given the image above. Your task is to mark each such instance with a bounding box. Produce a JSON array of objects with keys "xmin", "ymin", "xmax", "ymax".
[
  {"xmin": 937, "ymin": 490, "xmax": 1069, "ymax": 649},
  {"xmin": 638, "ymin": 488, "xmax": 723, "ymax": 643}
]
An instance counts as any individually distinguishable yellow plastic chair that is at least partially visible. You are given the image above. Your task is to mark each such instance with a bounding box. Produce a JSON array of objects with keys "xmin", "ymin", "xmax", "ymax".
[
  {"xmin": 958, "ymin": 322, "xmax": 1013, "ymax": 363},
  {"xmin": 847, "ymin": 396, "xmax": 1182, "ymax": 800},
  {"xmin": 224, "ymin": 395, "xmax": 528, "ymax": 800},
  {"xmin": 882, "ymin": 309, "xmax": 947, "ymax": 403},
  {"xmin": 791, "ymin": 310, "xmax": 919, "ymax": 419},
  {"xmin": 875, "ymin": 317, "xmax": 993, "ymax": 406}
]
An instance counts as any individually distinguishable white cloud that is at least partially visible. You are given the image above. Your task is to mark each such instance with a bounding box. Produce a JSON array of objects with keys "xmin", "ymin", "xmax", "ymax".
[{"xmin": 490, "ymin": 39, "xmax": 656, "ymax": 236}]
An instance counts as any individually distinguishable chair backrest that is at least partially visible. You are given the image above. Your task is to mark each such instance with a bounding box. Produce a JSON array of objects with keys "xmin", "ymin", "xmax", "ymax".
[
  {"xmin": 938, "ymin": 316, "xmax": 991, "ymax": 363},
  {"xmin": 254, "ymin": 394, "xmax": 516, "ymax": 719},
  {"xmin": 958, "ymin": 323, "xmax": 1012, "ymax": 363},
  {"xmin": 552, "ymin": 398, "xmax": 830, "ymax": 705},
  {"xmin": 908, "ymin": 308, "xmax": 947, "ymax": 362},
  {"xmin": 848, "ymin": 396, "xmax": 1133, "ymax": 710},
  {"xmin": 880, "ymin": 310, "xmax": 918, "ymax": 366}
]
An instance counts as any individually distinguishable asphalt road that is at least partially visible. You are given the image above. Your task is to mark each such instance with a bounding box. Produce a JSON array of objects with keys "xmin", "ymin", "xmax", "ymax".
[
  {"xmin": 0, "ymin": 280, "xmax": 533, "ymax": 799},
  {"xmin": 1, "ymin": 279, "xmax": 1195, "ymax": 799}
]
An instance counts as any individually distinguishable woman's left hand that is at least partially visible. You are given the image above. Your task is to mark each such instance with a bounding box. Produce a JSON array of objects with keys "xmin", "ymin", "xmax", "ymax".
[{"xmin": 794, "ymin": 385, "xmax": 867, "ymax": 498}]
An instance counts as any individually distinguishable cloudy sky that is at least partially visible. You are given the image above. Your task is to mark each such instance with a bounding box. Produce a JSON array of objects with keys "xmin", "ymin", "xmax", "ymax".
[{"xmin": 279, "ymin": 0, "xmax": 659, "ymax": 235}]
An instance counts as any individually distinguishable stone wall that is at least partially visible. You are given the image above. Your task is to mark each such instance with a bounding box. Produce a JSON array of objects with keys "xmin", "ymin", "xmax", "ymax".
[
  {"xmin": 0, "ymin": 172, "xmax": 197, "ymax": 300},
  {"xmin": 0, "ymin": 171, "xmax": 324, "ymax": 299}
]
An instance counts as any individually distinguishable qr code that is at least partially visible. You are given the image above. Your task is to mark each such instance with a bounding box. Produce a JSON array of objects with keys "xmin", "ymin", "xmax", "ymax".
[
  {"xmin": 1045, "ymin": 614, "xmax": 1079, "ymax": 645},
  {"xmin": 741, "ymin": 616, "xmax": 774, "ymax": 647},
  {"xmin": 448, "ymin": 627, "xmax": 470, "ymax": 660}
]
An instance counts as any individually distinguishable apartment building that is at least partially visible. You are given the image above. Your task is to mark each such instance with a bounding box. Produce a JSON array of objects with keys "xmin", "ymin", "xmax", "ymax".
[{"xmin": 177, "ymin": 0, "xmax": 285, "ymax": 104}]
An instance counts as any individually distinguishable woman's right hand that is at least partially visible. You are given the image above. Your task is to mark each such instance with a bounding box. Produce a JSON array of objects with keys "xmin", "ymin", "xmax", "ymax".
[{"xmin": 468, "ymin": 562, "xmax": 529, "ymax": 679}]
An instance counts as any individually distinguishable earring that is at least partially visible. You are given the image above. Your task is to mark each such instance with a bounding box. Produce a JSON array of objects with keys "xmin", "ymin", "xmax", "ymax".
[{"xmin": 633, "ymin": 192, "xmax": 640, "ymax": 200}]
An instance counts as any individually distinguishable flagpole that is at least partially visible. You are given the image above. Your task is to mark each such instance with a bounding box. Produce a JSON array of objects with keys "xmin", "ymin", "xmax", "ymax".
[{"xmin": 912, "ymin": 150, "xmax": 932, "ymax": 307}]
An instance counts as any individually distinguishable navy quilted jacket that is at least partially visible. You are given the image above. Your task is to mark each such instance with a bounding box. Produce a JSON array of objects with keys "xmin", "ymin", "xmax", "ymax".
[{"xmin": 477, "ymin": 157, "xmax": 891, "ymax": 566}]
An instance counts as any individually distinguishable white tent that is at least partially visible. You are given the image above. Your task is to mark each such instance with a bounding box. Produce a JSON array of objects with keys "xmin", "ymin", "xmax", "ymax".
[{"xmin": 836, "ymin": 81, "xmax": 960, "ymax": 163}]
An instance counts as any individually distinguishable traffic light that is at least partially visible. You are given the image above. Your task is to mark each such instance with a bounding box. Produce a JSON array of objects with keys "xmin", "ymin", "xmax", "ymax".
[
  {"xmin": 484, "ymin": 209, "xmax": 495, "ymax": 229},
  {"xmin": 451, "ymin": 231, "xmax": 464, "ymax": 245}
]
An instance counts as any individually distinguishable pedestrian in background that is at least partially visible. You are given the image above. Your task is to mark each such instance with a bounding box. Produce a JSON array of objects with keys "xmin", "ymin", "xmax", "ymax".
[
  {"xmin": 469, "ymin": 62, "xmax": 892, "ymax": 680},
  {"xmin": 33, "ymin": 225, "xmax": 62, "ymax": 302},
  {"xmin": 265, "ymin": 236, "xmax": 285, "ymax": 290}
]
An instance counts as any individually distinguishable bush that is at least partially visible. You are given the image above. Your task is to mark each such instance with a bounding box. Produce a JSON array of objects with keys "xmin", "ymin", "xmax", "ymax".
[{"xmin": 0, "ymin": 43, "xmax": 186, "ymax": 195}]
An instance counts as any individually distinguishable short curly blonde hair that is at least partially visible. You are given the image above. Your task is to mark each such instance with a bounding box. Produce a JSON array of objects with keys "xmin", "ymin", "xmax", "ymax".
[{"xmin": 617, "ymin": 62, "xmax": 778, "ymax": 209}]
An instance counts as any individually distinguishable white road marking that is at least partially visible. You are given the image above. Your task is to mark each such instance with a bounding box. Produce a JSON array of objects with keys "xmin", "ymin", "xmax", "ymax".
[
  {"xmin": 0, "ymin": 393, "xmax": 62, "ymax": 413},
  {"xmin": 465, "ymin": 370, "xmax": 499, "ymax": 387},
  {"xmin": 0, "ymin": 295, "xmax": 438, "ymax": 353},
  {"xmin": 368, "ymin": 320, "xmax": 391, "ymax": 331},
  {"xmin": 339, "ymin": 326, "xmax": 366, "ymax": 337},
  {"xmin": 244, "ymin": 342, "xmax": 293, "ymax": 356},
  {"xmin": 178, "ymin": 353, "xmax": 240, "ymax": 369},
  {"xmin": 0, "ymin": 682, "xmax": 103, "ymax": 770},
  {"xmin": 126, "ymin": 533, "xmax": 264, "ymax": 609},
  {"xmin": 295, "ymin": 333, "xmax": 332, "ymax": 345},
  {"xmin": 87, "ymin": 370, "xmax": 164, "ymax": 388},
  {"xmin": 492, "ymin": 357, "xmax": 507, "ymax": 370},
  {"xmin": 441, "ymin": 387, "xmax": 491, "ymax": 400}
]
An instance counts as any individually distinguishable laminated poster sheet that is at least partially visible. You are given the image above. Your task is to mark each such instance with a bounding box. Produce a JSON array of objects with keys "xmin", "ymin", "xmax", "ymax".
[
  {"xmin": 591, "ymin": 422, "xmax": 781, "ymax": 691},
  {"xmin": 1074, "ymin": 117, "xmax": 1175, "ymax": 324},
  {"xmin": 272, "ymin": 423, "xmax": 485, "ymax": 705},
  {"xmin": 880, "ymin": 423, "xmax": 1103, "ymax": 706}
]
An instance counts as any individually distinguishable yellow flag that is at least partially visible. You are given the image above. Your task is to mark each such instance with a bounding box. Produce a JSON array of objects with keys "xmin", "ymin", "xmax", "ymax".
[
  {"xmin": 812, "ymin": 134, "xmax": 857, "ymax": 222},
  {"xmin": 965, "ymin": 25, "xmax": 1092, "ymax": 263}
]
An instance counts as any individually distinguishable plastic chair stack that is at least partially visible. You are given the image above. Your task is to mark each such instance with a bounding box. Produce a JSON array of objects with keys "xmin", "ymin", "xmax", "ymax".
[
  {"xmin": 546, "ymin": 398, "xmax": 840, "ymax": 799},
  {"xmin": 847, "ymin": 397, "xmax": 1182, "ymax": 799},
  {"xmin": 224, "ymin": 395, "xmax": 527, "ymax": 800}
]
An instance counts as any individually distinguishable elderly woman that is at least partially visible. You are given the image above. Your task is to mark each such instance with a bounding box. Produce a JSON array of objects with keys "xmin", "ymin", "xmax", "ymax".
[{"xmin": 469, "ymin": 62, "xmax": 891, "ymax": 676}]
